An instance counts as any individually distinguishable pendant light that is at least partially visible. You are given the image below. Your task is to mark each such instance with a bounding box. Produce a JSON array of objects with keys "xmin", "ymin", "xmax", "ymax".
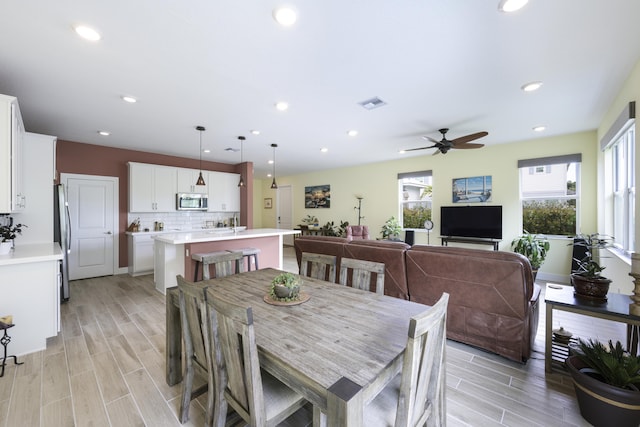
[
  {"xmin": 195, "ymin": 126, "xmax": 206, "ymax": 186},
  {"xmin": 270, "ymin": 143, "xmax": 278, "ymax": 189},
  {"xmin": 237, "ymin": 136, "xmax": 246, "ymax": 188}
]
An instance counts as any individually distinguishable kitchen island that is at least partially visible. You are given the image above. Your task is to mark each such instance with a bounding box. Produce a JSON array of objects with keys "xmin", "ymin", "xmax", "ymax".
[
  {"xmin": 0, "ymin": 243, "xmax": 63, "ymax": 356},
  {"xmin": 152, "ymin": 228, "xmax": 299, "ymax": 294}
]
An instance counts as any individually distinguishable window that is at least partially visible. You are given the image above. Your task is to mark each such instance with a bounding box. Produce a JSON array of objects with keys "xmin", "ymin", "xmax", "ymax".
[
  {"xmin": 610, "ymin": 125, "xmax": 635, "ymax": 254},
  {"xmin": 518, "ymin": 154, "xmax": 581, "ymax": 236},
  {"xmin": 398, "ymin": 171, "xmax": 432, "ymax": 229}
]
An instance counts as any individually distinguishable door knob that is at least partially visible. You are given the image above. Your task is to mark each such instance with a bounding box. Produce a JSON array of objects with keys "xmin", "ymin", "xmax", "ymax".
[{"xmin": 105, "ymin": 231, "xmax": 113, "ymax": 235}]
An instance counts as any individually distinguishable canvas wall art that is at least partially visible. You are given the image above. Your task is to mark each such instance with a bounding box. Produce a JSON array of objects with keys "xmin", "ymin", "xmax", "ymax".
[
  {"xmin": 305, "ymin": 185, "xmax": 330, "ymax": 208},
  {"xmin": 452, "ymin": 176, "xmax": 492, "ymax": 203}
]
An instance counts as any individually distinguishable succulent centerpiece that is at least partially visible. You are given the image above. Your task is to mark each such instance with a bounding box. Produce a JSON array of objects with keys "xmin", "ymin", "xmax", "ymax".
[{"xmin": 270, "ymin": 272, "xmax": 302, "ymax": 301}]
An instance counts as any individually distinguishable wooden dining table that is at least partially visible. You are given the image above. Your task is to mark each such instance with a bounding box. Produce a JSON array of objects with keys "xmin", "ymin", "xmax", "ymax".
[{"xmin": 165, "ymin": 268, "xmax": 430, "ymax": 426}]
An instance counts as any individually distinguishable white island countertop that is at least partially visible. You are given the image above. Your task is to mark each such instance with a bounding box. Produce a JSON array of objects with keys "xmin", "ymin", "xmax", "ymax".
[
  {"xmin": 0, "ymin": 242, "xmax": 63, "ymax": 266},
  {"xmin": 153, "ymin": 228, "xmax": 299, "ymax": 245}
]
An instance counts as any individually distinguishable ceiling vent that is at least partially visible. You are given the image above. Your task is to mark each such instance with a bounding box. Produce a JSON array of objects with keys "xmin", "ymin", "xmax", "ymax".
[{"xmin": 358, "ymin": 97, "xmax": 387, "ymax": 110}]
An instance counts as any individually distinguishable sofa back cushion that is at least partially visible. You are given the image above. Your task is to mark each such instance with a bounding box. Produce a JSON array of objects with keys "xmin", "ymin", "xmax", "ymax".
[{"xmin": 344, "ymin": 240, "xmax": 410, "ymax": 300}]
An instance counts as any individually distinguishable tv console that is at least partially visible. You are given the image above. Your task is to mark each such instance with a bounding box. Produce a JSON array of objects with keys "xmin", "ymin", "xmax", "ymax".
[{"xmin": 440, "ymin": 236, "xmax": 501, "ymax": 251}]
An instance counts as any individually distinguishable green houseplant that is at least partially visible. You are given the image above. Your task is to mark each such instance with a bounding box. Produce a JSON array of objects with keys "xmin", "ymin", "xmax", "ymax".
[
  {"xmin": 510, "ymin": 231, "xmax": 550, "ymax": 280},
  {"xmin": 566, "ymin": 339, "xmax": 640, "ymax": 426},
  {"xmin": 570, "ymin": 233, "xmax": 613, "ymax": 300},
  {"xmin": 380, "ymin": 216, "xmax": 402, "ymax": 240},
  {"xmin": 0, "ymin": 216, "xmax": 26, "ymax": 254},
  {"xmin": 270, "ymin": 272, "xmax": 302, "ymax": 301}
]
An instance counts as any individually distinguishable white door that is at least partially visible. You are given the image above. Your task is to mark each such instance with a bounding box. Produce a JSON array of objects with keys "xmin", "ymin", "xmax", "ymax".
[
  {"xmin": 62, "ymin": 174, "xmax": 118, "ymax": 280},
  {"xmin": 277, "ymin": 185, "xmax": 293, "ymax": 245}
]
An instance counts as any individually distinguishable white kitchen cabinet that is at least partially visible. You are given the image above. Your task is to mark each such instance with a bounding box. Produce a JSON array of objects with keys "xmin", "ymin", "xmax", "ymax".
[
  {"xmin": 128, "ymin": 162, "xmax": 177, "ymax": 212},
  {"xmin": 127, "ymin": 232, "xmax": 155, "ymax": 276},
  {"xmin": 0, "ymin": 94, "xmax": 26, "ymax": 213},
  {"xmin": 177, "ymin": 167, "xmax": 207, "ymax": 194},
  {"xmin": 207, "ymin": 171, "xmax": 240, "ymax": 212}
]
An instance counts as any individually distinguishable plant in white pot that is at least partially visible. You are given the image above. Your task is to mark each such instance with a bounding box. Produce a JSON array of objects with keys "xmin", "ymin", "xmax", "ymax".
[
  {"xmin": 380, "ymin": 216, "xmax": 402, "ymax": 241},
  {"xmin": 510, "ymin": 231, "xmax": 550, "ymax": 281},
  {"xmin": 0, "ymin": 215, "xmax": 26, "ymax": 254},
  {"xmin": 566, "ymin": 338, "xmax": 640, "ymax": 427}
]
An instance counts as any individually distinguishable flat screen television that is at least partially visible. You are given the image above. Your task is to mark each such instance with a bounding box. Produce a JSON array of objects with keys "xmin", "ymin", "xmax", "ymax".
[{"xmin": 440, "ymin": 205, "xmax": 502, "ymax": 239}]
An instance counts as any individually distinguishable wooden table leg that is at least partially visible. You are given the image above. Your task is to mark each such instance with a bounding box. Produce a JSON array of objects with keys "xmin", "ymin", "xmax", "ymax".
[
  {"xmin": 327, "ymin": 377, "xmax": 363, "ymax": 426},
  {"xmin": 545, "ymin": 302, "xmax": 553, "ymax": 373},
  {"xmin": 165, "ymin": 287, "xmax": 182, "ymax": 386}
]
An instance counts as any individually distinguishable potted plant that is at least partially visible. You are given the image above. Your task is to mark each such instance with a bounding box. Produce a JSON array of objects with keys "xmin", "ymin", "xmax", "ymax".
[
  {"xmin": 510, "ymin": 231, "xmax": 550, "ymax": 280},
  {"xmin": 570, "ymin": 233, "xmax": 613, "ymax": 300},
  {"xmin": 380, "ymin": 216, "xmax": 402, "ymax": 240},
  {"xmin": 566, "ymin": 339, "xmax": 640, "ymax": 427},
  {"xmin": 270, "ymin": 272, "xmax": 302, "ymax": 301},
  {"xmin": 322, "ymin": 220, "xmax": 349, "ymax": 237},
  {"xmin": 0, "ymin": 215, "xmax": 26, "ymax": 254}
]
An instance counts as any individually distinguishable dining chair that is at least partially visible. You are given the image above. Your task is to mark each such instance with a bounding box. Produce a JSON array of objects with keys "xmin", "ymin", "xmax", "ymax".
[
  {"xmin": 299, "ymin": 252, "xmax": 337, "ymax": 283},
  {"xmin": 364, "ymin": 292, "xmax": 449, "ymax": 427},
  {"xmin": 176, "ymin": 275, "xmax": 214, "ymax": 425},
  {"xmin": 338, "ymin": 257, "xmax": 385, "ymax": 294},
  {"xmin": 204, "ymin": 288, "xmax": 309, "ymax": 427}
]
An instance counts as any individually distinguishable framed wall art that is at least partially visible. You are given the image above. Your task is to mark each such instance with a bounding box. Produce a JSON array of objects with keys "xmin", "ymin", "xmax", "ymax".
[
  {"xmin": 304, "ymin": 185, "xmax": 330, "ymax": 208},
  {"xmin": 452, "ymin": 175, "xmax": 492, "ymax": 203},
  {"xmin": 264, "ymin": 198, "xmax": 273, "ymax": 209}
]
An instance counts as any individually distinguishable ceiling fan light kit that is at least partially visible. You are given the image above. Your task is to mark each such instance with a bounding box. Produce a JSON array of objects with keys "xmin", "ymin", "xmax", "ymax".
[{"xmin": 498, "ymin": 0, "xmax": 529, "ymax": 13}]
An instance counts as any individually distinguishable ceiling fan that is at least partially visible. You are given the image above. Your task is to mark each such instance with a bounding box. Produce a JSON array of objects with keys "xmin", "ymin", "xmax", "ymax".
[{"xmin": 404, "ymin": 128, "xmax": 488, "ymax": 155}]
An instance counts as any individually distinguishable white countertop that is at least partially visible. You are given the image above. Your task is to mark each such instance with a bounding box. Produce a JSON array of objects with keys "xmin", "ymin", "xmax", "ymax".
[
  {"xmin": 153, "ymin": 228, "xmax": 299, "ymax": 245},
  {"xmin": 125, "ymin": 226, "xmax": 245, "ymax": 236},
  {"xmin": 0, "ymin": 242, "xmax": 63, "ymax": 266}
]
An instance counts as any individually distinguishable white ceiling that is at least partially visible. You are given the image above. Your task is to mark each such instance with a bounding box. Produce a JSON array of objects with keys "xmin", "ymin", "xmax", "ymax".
[{"xmin": 1, "ymin": 1, "xmax": 640, "ymax": 178}]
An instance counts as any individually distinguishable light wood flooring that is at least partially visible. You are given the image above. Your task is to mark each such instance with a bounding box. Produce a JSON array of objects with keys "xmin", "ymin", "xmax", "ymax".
[{"xmin": 0, "ymin": 246, "xmax": 626, "ymax": 426}]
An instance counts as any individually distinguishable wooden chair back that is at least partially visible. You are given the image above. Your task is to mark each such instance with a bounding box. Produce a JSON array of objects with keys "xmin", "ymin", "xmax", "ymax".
[
  {"xmin": 339, "ymin": 257, "xmax": 385, "ymax": 294},
  {"xmin": 176, "ymin": 275, "xmax": 214, "ymax": 425},
  {"xmin": 396, "ymin": 292, "xmax": 449, "ymax": 426},
  {"xmin": 300, "ymin": 252, "xmax": 337, "ymax": 283},
  {"xmin": 204, "ymin": 251, "xmax": 244, "ymax": 280}
]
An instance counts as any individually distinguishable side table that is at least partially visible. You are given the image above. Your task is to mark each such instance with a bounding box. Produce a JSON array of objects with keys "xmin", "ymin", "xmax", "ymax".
[
  {"xmin": 544, "ymin": 284, "xmax": 640, "ymax": 373},
  {"xmin": 0, "ymin": 321, "xmax": 23, "ymax": 377}
]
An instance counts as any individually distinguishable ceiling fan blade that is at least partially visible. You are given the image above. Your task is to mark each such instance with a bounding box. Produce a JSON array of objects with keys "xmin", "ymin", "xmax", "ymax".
[
  {"xmin": 403, "ymin": 145, "xmax": 438, "ymax": 152},
  {"xmin": 421, "ymin": 136, "xmax": 440, "ymax": 144},
  {"xmin": 432, "ymin": 149, "xmax": 441, "ymax": 156},
  {"xmin": 451, "ymin": 131, "xmax": 488, "ymax": 145},
  {"xmin": 452, "ymin": 143, "xmax": 484, "ymax": 149}
]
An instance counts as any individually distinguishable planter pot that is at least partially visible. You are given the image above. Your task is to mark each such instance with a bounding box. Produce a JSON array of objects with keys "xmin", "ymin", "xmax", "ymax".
[
  {"xmin": 566, "ymin": 356, "xmax": 640, "ymax": 427},
  {"xmin": 273, "ymin": 284, "xmax": 300, "ymax": 299},
  {"xmin": 571, "ymin": 273, "xmax": 612, "ymax": 301},
  {"xmin": 0, "ymin": 241, "xmax": 12, "ymax": 255}
]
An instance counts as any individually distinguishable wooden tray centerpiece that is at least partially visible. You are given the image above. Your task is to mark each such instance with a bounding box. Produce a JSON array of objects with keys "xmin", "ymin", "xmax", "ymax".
[{"xmin": 264, "ymin": 272, "xmax": 309, "ymax": 306}]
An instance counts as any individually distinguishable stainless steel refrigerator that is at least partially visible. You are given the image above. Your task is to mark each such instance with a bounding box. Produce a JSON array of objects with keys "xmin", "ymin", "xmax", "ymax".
[{"xmin": 54, "ymin": 184, "xmax": 71, "ymax": 301}]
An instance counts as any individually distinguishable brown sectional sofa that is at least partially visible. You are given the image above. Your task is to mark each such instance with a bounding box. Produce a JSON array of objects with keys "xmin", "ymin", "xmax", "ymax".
[{"xmin": 293, "ymin": 235, "xmax": 540, "ymax": 362}]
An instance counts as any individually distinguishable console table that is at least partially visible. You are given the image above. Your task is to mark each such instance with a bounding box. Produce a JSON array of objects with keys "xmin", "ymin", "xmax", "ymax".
[
  {"xmin": 441, "ymin": 236, "xmax": 500, "ymax": 250},
  {"xmin": 544, "ymin": 283, "xmax": 640, "ymax": 373}
]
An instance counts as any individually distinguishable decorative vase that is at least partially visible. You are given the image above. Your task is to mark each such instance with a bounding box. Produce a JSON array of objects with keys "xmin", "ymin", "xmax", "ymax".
[
  {"xmin": 0, "ymin": 241, "xmax": 12, "ymax": 255},
  {"xmin": 571, "ymin": 273, "xmax": 612, "ymax": 300},
  {"xmin": 566, "ymin": 356, "xmax": 640, "ymax": 427},
  {"xmin": 273, "ymin": 283, "xmax": 300, "ymax": 299}
]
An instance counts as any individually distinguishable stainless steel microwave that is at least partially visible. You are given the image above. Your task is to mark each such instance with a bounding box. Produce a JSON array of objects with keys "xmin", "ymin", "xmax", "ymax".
[{"xmin": 176, "ymin": 193, "xmax": 208, "ymax": 211}]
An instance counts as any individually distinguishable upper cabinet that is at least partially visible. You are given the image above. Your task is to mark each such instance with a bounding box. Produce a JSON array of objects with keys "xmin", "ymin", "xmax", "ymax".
[
  {"xmin": 128, "ymin": 162, "xmax": 177, "ymax": 212},
  {"xmin": 176, "ymin": 168, "xmax": 208, "ymax": 194},
  {"xmin": 0, "ymin": 94, "xmax": 25, "ymax": 213},
  {"xmin": 207, "ymin": 171, "xmax": 240, "ymax": 212}
]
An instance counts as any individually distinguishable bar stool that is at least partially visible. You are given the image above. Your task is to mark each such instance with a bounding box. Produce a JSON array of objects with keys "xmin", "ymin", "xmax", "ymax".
[
  {"xmin": 0, "ymin": 320, "xmax": 23, "ymax": 377},
  {"xmin": 228, "ymin": 247, "xmax": 261, "ymax": 271},
  {"xmin": 191, "ymin": 251, "xmax": 244, "ymax": 281}
]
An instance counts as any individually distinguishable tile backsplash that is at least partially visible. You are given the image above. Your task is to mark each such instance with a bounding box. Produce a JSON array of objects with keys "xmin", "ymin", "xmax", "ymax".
[{"xmin": 127, "ymin": 211, "xmax": 240, "ymax": 232}]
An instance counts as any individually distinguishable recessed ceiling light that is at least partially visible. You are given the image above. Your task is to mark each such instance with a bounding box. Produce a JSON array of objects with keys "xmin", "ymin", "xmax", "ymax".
[
  {"xmin": 203, "ymin": 149, "xmax": 211, "ymax": 153},
  {"xmin": 98, "ymin": 131, "xmax": 110, "ymax": 136},
  {"xmin": 320, "ymin": 148, "xmax": 328, "ymax": 153},
  {"xmin": 267, "ymin": 173, "xmax": 272, "ymax": 178},
  {"xmin": 273, "ymin": 7, "xmax": 297, "ymax": 26},
  {"xmin": 498, "ymin": 0, "xmax": 529, "ymax": 13},
  {"xmin": 122, "ymin": 95, "xmax": 137, "ymax": 103},
  {"xmin": 533, "ymin": 126, "xmax": 546, "ymax": 132},
  {"xmin": 521, "ymin": 81, "xmax": 543, "ymax": 92},
  {"xmin": 74, "ymin": 25, "xmax": 101, "ymax": 41},
  {"xmin": 268, "ymin": 160, "xmax": 274, "ymax": 165},
  {"xmin": 399, "ymin": 150, "xmax": 406, "ymax": 154},
  {"xmin": 251, "ymin": 130, "xmax": 261, "ymax": 135},
  {"xmin": 275, "ymin": 101, "xmax": 289, "ymax": 111},
  {"xmin": 347, "ymin": 130, "xmax": 358, "ymax": 137}
]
